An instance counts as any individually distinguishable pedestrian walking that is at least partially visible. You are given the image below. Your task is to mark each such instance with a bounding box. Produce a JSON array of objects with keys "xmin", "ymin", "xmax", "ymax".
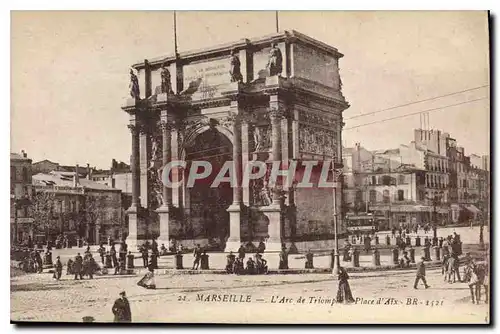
[
  {"xmin": 336, "ymin": 266, "xmax": 355, "ymax": 304},
  {"xmin": 137, "ymin": 264, "xmax": 156, "ymax": 289},
  {"xmin": 192, "ymin": 244, "xmax": 202, "ymax": 270},
  {"xmin": 140, "ymin": 245, "xmax": 149, "ymax": 268},
  {"xmin": 413, "ymin": 257, "xmax": 430, "ymax": 289},
  {"xmin": 98, "ymin": 244, "xmax": 106, "ymax": 264},
  {"xmin": 73, "ymin": 253, "xmax": 83, "ymax": 280},
  {"xmin": 238, "ymin": 244, "xmax": 245, "ymax": 260},
  {"xmin": 110, "ymin": 244, "xmax": 118, "ymax": 268},
  {"xmin": 279, "ymin": 246, "xmax": 289, "ymax": 269},
  {"xmin": 53, "ymin": 256, "xmax": 63, "ymax": 280},
  {"xmin": 86, "ymin": 255, "xmax": 96, "ymax": 279},
  {"xmin": 150, "ymin": 252, "xmax": 158, "ymax": 270},
  {"xmin": 66, "ymin": 258, "xmax": 74, "ymax": 275},
  {"xmin": 105, "ymin": 251, "xmax": 113, "ymax": 269},
  {"xmin": 112, "ymin": 291, "xmax": 132, "ymax": 323}
]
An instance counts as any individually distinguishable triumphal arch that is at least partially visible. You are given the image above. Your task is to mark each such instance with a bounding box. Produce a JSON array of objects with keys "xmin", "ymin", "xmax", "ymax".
[{"xmin": 122, "ymin": 30, "xmax": 349, "ymax": 252}]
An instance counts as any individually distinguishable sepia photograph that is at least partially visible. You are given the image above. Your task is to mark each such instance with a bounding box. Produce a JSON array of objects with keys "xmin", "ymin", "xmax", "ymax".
[{"xmin": 9, "ymin": 10, "xmax": 490, "ymax": 324}]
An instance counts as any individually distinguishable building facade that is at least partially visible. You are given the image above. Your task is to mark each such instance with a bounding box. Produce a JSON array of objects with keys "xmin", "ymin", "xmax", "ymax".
[
  {"xmin": 10, "ymin": 151, "xmax": 34, "ymax": 244},
  {"xmin": 32, "ymin": 166, "xmax": 124, "ymax": 244},
  {"xmin": 123, "ymin": 30, "xmax": 349, "ymax": 251},
  {"xmin": 343, "ymin": 128, "xmax": 489, "ymax": 230}
]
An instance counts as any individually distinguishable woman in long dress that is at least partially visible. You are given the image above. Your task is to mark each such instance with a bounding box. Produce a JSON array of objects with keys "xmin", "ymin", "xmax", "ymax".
[
  {"xmin": 137, "ymin": 264, "xmax": 156, "ymax": 289},
  {"xmin": 336, "ymin": 266, "xmax": 355, "ymax": 304}
]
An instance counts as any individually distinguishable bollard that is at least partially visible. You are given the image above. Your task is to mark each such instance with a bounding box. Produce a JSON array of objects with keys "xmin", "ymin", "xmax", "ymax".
[
  {"xmin": 423, "ymin": 246, "xmax": 431, "ymax": 261},
  {"xmin": 415, "ymin": 236, "xmax": 421, "ymax": 247},
  {"xmin": 175, "ymin": 252, "xmax": 184, "ymax": 269},
  {"xmin": 375, "ymin": 235, "xmax": 379, "ymax": 245},
  {"xmin": 279, "ymin": 250, "xmax": 289, "ymax": 270},
  {"xmin": 329, "ymin": 250, "xmax": 335, "ymax": 269},
  {"xmin": 433, "ymin": 246, "xmax": 441, "ymax": 261},
  {"xmin": 408, "ymin": 247, "xmax": 416, "ymax": 263},
  {"xmin": 305, "ymin": 251, "xmax": 314, "ymax": 269},
  {"xmin": 351, "ymin": 248, "xmax": 360, "ymax": 267},
  {"xmin": 405, "ymin": 236, "xmax": 411, "ymax": 247},
  {"xmin": 386, "ymin": 235, "xmax": 391, "ymax": 245},
  {"xmin": 200, "ymin": 253, "xmax": 209, "ymax": 270},
  {"xmin": 372, "ymin": 249, "xmax": 381, "ymax": 266},
  {"xmin": 392, "ymin": 247, "xmax": 399, "ymax": 265},
  {"xmin": 127, "ymin": 253, "xmax": 135, "ymax": 269}
]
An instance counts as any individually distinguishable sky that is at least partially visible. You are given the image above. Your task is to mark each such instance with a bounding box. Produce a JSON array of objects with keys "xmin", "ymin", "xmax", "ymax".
[{"xmin": 10, "ymin": 11, "xmax": 490, "ymax": 169}]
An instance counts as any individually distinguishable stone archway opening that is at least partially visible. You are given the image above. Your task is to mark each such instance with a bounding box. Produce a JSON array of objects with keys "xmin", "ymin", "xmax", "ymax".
[{"xmin": 185, "ymin": 127, "xmax": 233, "ymax": 249}]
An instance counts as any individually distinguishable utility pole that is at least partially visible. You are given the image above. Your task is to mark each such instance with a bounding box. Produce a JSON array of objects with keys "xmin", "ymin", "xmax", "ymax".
[
  {"xmin": 173, "ymin": 11, "xmax": 179, "ymax": 57},
  {"xmin": 332, "ymin": 161, "xmax": 343, "ymax": 275},
  {"xmin": 275, "ymin": 11, "xmax": 279, "ymax": 33}
]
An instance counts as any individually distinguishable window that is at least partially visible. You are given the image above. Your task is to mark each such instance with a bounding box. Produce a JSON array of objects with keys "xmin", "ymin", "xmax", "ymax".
[
  {"xmin": 397, "ymin": 190, "xmax": 404, "ymax": 201},
  {"xmin": 371, "ymin": 176, "xmax": 376, "ymax": 185},
  {"xmin": 418, "ymin": 190, "xmax": 426, "ymax": 201},
  {"xmin": 355, "ymin": 190, "xmax": 363, "ymax": 203},
  {"xmin": 398, "ymin": 215, "xmax": 406, "ymax": 223},
  {"xmin": 22, "ymin": 167, "xmax": 28, "ymax": 182},
  {"xmin": 383, "ymin": 190, "xmax": 390, "ymax": 203},
  {"xmin": 11, "ymin": 166, "xmax": 16, "ymax": 182},
  {"xmin": 463, "ymin": 179, "xmax": 467, "ymax": 188},
  {"xmin": 398, "ymin": 175, "xmax": 405, "ymax": 185},
  {"xmin": 369, "ymin": 190, "xmax": 377, "ymax": 203}
]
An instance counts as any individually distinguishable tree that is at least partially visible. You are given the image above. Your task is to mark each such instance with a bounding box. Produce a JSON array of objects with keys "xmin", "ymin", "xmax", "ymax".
[
  {"xmin": 84, "ymin": 195, "xmax": 106, "ymax": 242},
  {"xmin": 31, "ymin": 190, "xmax": 57, "ymax": 241}
]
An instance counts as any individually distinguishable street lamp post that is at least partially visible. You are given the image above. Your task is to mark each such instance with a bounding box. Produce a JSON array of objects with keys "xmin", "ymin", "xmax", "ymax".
[
  {"xmin": 430, "ymin": 191, "xmax": 443, "ymax": 246},
  {"xmin": 332, "ymin": 162, "xmax": 343, "ymax": 275}
]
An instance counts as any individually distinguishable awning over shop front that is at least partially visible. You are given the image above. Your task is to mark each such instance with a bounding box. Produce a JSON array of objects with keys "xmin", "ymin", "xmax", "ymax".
[{"xmin": 368, "ymin": 204, "xmax": 449, "ymax": 214}]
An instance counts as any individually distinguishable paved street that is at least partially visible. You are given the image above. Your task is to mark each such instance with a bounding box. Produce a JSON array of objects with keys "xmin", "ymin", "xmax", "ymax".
[
  {"xmin": 11, "ymin": 264, "xmax": 489, "ymax": 324},
  {"xmin": 11, "ymin": 225, "xmax": 489, "ymax": 323}
]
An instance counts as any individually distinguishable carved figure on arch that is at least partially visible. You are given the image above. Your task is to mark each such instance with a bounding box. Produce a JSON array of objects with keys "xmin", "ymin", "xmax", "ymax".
[
  {"xmin": 267, "ymin": 42, "xmax": 283, "ymax": 77},
  {"xmin": 229, "ymin": 49, "xmax": 243, "ymax": 83},
  {"xmin": 160, "ymin": 63, "xmax": 173, "ymax": 94},
  {"xmin": 129, "ymin": 69, "xmax": 140, "ymax": 99}
]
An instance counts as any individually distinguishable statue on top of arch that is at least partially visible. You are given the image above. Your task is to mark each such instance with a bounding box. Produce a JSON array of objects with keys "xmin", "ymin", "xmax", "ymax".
[
  {"xmin": 160, "ymin": 63, "xmax": 173, "ymax": 94},
  {"xmin": 129, "ymin": 69, "xmax": 140, "ymax": 100},
  {"xmin": 229, "ymin": 49, "xmax": 243, "ymax": 83},
  {"xmin": 267, "ymin": 42, "xmax": 283, "ymax": 77}
]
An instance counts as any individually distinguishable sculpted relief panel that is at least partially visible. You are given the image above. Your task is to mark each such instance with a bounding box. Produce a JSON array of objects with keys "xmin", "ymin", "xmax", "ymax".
[
  {"xmin": 252, "ymin": 125, "xmax": 271, "ymax": 152},
  {"xmin": 299, "ymin": 124, "xmax": 337, "ymax": 158}
]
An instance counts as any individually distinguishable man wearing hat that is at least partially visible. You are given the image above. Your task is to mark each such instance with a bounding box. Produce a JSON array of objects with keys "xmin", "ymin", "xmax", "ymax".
[
  {"xmin": 112, "ymin": 291, "xmax": 131, "ymax": 323},
  {"xmin": 53, "ymin": 256, "xmax": 63, "ymax": 280},
  {"xmin": 414, "ymin": 257, "xmax": 430, "ymax": 289}
]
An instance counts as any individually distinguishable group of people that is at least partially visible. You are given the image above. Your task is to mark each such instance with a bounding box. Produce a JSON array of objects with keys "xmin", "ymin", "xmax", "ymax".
[
  {"xmin": 139, "ymin": 240, "xmax": 160, "ymax": 270},
  {"xmin": 66, "ymin": 248, "xmax": 99, "ymax": 280},
  {"xmin": 16, "ymin": 248, "xmax": 45, "ymax": 273},
  {"xmin": 225, "ymin": 251, "xmax": 268, "ymax": 275}
]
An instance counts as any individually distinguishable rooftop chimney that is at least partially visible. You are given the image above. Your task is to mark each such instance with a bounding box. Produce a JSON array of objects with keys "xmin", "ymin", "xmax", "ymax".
[
  {"xmin": 21, "ymin": 150, "xmax": 27, "ymax": 158},
  {"xmin": 73, "ymin": 164, "xmax": 80, "ymax": 187}
]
